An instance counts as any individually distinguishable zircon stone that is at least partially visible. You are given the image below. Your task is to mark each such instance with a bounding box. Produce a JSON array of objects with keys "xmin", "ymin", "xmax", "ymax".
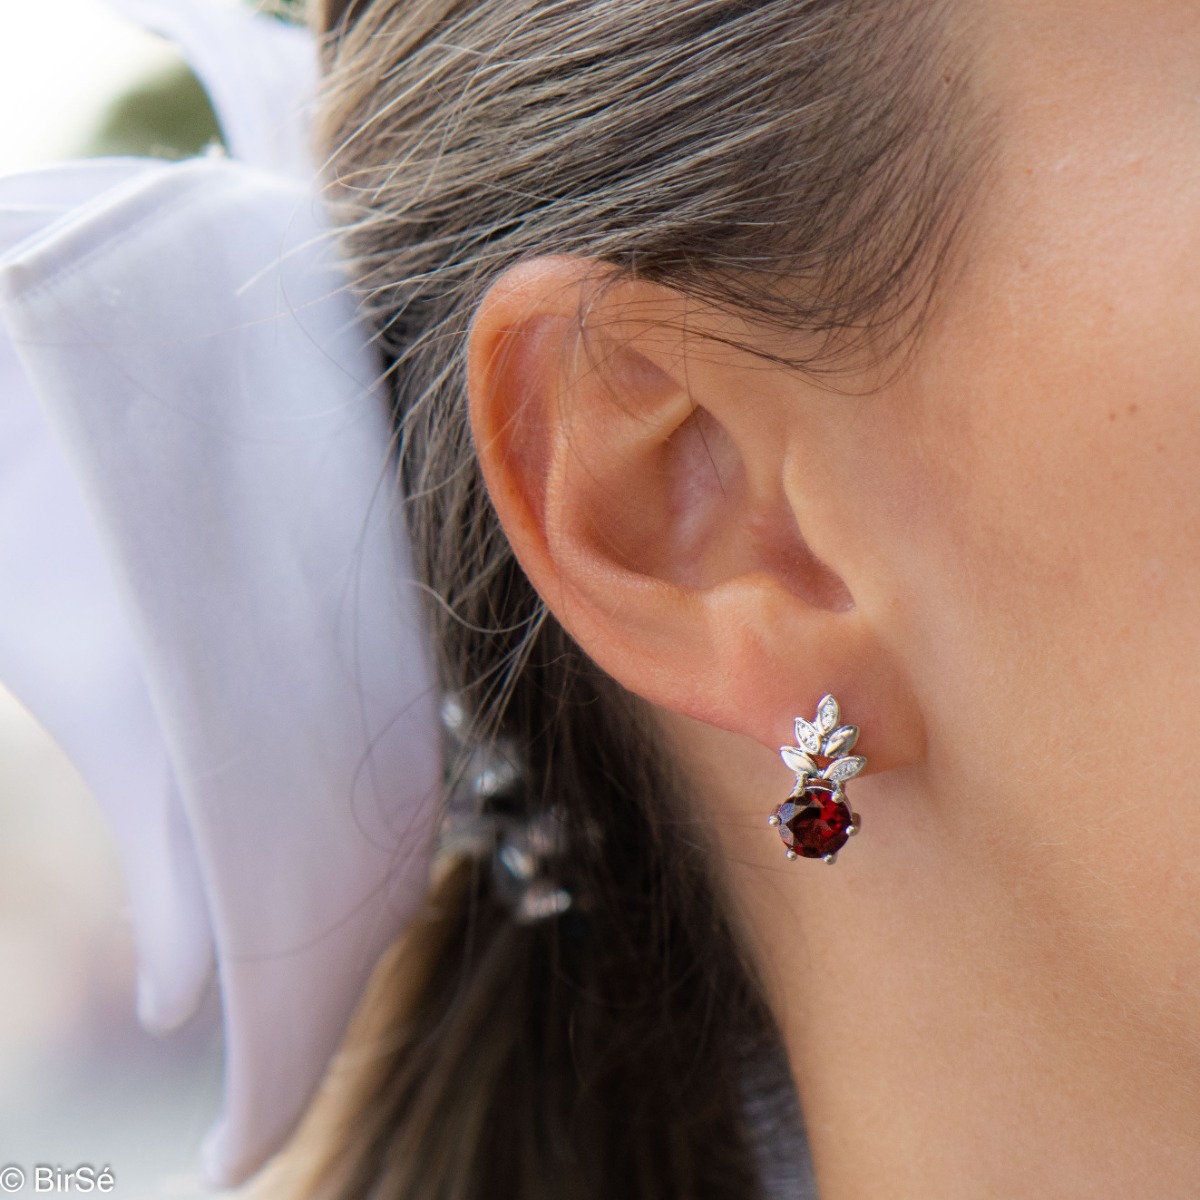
[{"xmin": 774, "ymin": 787, "xmax": 854, "ymax": 859}]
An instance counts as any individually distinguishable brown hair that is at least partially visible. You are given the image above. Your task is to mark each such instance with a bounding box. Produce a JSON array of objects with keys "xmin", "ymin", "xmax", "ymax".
[{"xmin": 279, "ymin": 2, "xmax": 986, "ymax": 1197}]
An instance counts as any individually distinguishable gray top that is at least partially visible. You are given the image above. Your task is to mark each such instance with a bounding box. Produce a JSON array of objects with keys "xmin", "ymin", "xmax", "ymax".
[{"xmin": 742, "ymin": 1046, "xmax": 819, "ymax": 1199}]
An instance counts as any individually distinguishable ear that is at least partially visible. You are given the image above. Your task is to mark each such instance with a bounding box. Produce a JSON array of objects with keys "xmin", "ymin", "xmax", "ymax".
[{"xmin": 466, "ymin": 255, "xmax": 923, "ymax": 772}]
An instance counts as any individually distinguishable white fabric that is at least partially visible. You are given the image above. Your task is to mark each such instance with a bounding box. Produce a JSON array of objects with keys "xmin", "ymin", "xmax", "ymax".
[{"xmin": 0, "ymin": 2, "xmax": 441, "ymax": 1187}]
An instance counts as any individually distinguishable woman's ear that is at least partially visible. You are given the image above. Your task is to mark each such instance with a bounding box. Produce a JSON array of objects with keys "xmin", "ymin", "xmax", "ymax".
[{"xmin": 467, "ymin": 255, "xmax": 923, "ymax": 771}]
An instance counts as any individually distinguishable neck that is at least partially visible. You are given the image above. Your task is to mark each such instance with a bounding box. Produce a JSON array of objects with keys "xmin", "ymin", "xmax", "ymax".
[{"xmin": 665, "ymin": 716, "xmax": 1200, "ymax": 1200}]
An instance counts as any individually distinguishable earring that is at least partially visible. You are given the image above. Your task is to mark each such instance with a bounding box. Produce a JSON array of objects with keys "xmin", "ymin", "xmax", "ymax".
[{"xmin": 768, "ymin": 694, "xmax": 866, "ymax": 865}]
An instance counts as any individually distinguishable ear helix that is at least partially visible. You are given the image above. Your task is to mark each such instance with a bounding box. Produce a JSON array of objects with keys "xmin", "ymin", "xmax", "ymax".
[{"xmin": 767, "ymin": 694, "xmax": 866, "ymax": 865}]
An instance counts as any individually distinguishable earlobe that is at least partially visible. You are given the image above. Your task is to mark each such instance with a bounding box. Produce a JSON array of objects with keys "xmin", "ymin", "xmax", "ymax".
[{"xmin": 467, "ymin": 255, "xmax": 924, "ymax": 774}]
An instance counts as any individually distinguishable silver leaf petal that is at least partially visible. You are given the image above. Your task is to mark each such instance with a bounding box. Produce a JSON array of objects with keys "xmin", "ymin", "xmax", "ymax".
[
  {"xmin": 822, "ymin": 755, "xmax": 866, "ymax": 782},
  {"xmin": 816, "ymin": 694, "xmax": 840, "ymax": 734},
  {"xmin": 822, "ymin": 725, "xmax": 859, "ymax": 758},
  {"xmin": 780, "ymin": 746, "xmax": 817, "ymax": 777},
  {"xmin": 793, "ymin": 718, "xmax": 822, "ymax": 755}
]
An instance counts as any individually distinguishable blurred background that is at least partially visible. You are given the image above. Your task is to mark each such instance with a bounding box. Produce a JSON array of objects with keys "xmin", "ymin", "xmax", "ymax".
[{"xmin": 0, "ymin": 2, "xmax": 300, "ymax": 1193}]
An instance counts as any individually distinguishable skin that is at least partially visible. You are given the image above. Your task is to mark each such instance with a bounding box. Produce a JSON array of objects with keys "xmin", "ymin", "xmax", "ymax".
[{"xmin": 467, "ymin": 1, "xmax": 1200, "ymax": 1196}]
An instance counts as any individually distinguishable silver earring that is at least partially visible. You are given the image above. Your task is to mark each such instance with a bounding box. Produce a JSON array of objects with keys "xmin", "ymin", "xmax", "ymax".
[{"xmin": 768, "ymin": 694, "xmax": 866, "ymax": 865}]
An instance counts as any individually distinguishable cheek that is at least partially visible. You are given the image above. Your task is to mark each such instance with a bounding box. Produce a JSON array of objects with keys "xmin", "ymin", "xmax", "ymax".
[
  {"xmin": 896, "ymin": 0, "xmax": 1200, "ymax": 800},
  {"xmin": 884, "ymin": 192, "xmax": 1200, "ymax": 823}
]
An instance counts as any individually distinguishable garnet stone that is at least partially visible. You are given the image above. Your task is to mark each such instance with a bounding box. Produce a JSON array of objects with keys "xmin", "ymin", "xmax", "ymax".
[{"xmin": 774, "ymin": 786, "xmax": 855, "ymax": 859}]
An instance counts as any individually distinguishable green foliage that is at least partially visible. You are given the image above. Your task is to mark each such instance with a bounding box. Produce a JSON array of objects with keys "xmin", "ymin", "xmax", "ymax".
[
  {"xmin": 81, "ymin": 58, "xmax": 223, "ymax": 161},
  {"xmin": 78, "ymin": 0, "xmax": 306, "ymax": 163}
]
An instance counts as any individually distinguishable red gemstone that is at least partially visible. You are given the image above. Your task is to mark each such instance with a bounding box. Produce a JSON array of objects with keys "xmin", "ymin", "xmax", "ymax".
[{"xmin": 775, "ymin": 786, "xmax": 854, "ymax": 858}]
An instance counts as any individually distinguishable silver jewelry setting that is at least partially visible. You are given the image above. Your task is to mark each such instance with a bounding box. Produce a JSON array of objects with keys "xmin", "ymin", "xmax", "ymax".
[{"xmin": 769, "ymin": 693, "xmax": 866, "ymax": 865}]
